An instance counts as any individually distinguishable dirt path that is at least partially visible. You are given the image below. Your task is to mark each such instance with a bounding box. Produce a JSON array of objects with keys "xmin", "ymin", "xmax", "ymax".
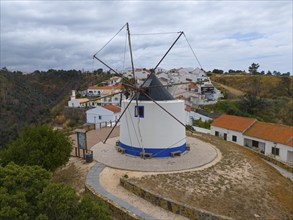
[
  {"xmin": 213, "ymin": 82, "xmax": 244, "ymax": 97},
  {"xmin": 99, "ymin": 168, "xmax": 188, "ymax": 220}
]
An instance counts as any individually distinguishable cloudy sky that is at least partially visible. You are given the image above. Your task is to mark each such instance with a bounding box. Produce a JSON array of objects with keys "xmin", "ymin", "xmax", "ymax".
[{"xmin": 1, "ymin": 0, "xmax": 292, "ymax": 73}]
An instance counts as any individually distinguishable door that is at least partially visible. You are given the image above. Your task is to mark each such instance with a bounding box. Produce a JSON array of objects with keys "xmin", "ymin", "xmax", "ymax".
[{"xmin": 224, "ymin": 133, "xmax": 227, "ymax": 141}]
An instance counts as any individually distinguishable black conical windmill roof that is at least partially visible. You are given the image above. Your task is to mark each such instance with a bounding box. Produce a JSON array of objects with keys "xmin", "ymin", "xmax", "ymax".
[{"xmin": 135, "ymin": 74, "xmax": 175, "ymax": 101}]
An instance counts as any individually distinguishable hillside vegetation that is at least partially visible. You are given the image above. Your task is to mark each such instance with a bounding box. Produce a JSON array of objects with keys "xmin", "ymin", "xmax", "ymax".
[
  {"xmin": 211, "ymin": 74, "xmax": 293, "ymax": 98},
  {"xmin": 0, "ymin": 69, "xmax": 110, "ymax": 147},
  {"xmin": 208, "ymin": 74, "xmax": 293, "ymax": 125}
]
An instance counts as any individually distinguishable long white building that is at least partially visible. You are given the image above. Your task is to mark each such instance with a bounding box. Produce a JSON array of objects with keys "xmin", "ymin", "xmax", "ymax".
[{"xmin": 211, "ymin": 114, "xmax": 293, "ymax": 164}]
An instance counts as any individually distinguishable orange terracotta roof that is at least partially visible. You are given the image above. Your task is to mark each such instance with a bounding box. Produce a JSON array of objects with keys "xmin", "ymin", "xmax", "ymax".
[
  {"xmin": 88, "ymin": 84, "xmax": 122, "ymax": 90},
  {"xmin": 102, "ymin": 104, "xmax": 121, "ymax": 113},
  {"xmin": 76, "ymin": 98, "xmax": 89, "ymax": 103},
  {"xmin": 189, "ymin": 84, "xmax": 198, "ymax": 89},
  {"xmin": 244, "ymin": 121, "xmax": 293, "ymax": 147},
  {"xmin": 211, "ymin": 114, "xmax": 256, "ymax": 132}
]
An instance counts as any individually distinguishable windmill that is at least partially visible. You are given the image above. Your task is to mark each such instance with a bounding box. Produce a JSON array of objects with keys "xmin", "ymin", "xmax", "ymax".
[{"xmin": 93, "ymin": 23, "xmax": 201, "ymax": 158}]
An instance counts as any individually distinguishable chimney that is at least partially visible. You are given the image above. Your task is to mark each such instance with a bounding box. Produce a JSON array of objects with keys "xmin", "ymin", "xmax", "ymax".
[{"xmin": 71, "ymin": 90, "xmax": 76, "ymax": 100}]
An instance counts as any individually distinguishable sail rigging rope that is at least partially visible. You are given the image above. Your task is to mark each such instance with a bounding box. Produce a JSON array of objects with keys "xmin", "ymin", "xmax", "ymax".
[
  {"xmin": 94, "ymin": 23, "xmax": 127, "ymax": 56},
  {"xmin": 183, "ymin": 32, "xmax": 203, "ymax": 69},
  {"xmin": 123, "ymin": 29, "xmax": 128, "ymax": 70}
]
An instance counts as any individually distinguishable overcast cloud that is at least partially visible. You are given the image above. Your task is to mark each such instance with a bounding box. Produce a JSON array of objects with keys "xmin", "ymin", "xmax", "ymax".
[{"xmin": 0, "ymin": 0, "xmax": 292, "ymax": 73}]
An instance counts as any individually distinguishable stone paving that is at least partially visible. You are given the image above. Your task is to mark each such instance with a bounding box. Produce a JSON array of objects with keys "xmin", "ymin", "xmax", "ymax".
[
  {"xmin": 86, "ymin": 162, "xmax": 157, "ymax": 220},
  {"xmin": 91, "ymin": 136, "xmax": 219, "ymax": 172}
]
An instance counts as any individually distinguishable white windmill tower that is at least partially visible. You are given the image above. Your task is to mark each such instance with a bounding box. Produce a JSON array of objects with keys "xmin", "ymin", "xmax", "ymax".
[
  {"xmin": 119, "ymin": 74, "xmax": 186, "ymax": 158},
  {"xmin": 93, "ymin": 23, "xmax": 200, "ymax": 158}
]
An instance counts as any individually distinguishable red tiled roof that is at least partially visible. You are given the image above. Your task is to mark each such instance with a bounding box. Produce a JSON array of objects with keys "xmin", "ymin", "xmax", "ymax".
[
  {"xmin": 102, "ymin": 104, "xmax": 121, "ymax": 113},
  {"xmin": 76, "ymin": 98, "xmax": 89, "ymax": 103},
  {"xmin": 189, "ymin": 84, "xmax": 198, "ymax": 89},
  {"xmin": 88, "ymin": 84, "xmax": 122, "ymax": 90},
  {"xmin": 244, "ymin": 121, "xmax": 293, "ymax": 147},
  {"xmin": 211, "ymin": 114, "xmax": 256, "ymax": 132}
]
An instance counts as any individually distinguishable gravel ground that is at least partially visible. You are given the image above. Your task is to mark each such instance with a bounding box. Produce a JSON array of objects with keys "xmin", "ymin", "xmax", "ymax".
[{"xmin": 128, "ymin": 133, "xmax": 293, "ymax": 220}]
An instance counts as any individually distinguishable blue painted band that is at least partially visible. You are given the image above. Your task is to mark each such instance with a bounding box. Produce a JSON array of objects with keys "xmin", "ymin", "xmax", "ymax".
[{"xmin": 119, "ymin": 142, "xmax": 186, "ymax": 158}]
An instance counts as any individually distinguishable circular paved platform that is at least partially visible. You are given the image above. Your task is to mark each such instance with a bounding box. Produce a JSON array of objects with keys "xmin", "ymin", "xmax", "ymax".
[{"xmin": 91, "ymin": 136, "xmax": 219, "ymax": 172}]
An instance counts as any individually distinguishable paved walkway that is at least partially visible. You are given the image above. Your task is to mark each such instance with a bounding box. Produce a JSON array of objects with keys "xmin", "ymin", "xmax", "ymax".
[
  {"xmin": 86, "ymin": 162, "xmax": 157, "ymax": 220},
  {"xmin": 264, "ymin": 160, "xmax": 293, "ymax": 181}
]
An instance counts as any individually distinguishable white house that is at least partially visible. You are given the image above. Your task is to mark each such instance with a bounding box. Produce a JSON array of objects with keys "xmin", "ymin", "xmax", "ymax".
[
  {"xmin": 86, "ymin": 104, "xmax": 121, "ymax": 128},
  {"xmin": 191, "ymin": 67, "xmax": 206, "ymax": 77},
  {"xmin": 68, "ymin": 90, "xmax": 90, "ymax": 107},
  {"xmin": 243, "ymin": 121, "xmax": 293, "ymax": 164},
  {"xmin": 211, "ymin": 114, "xmax": 293, "ymax": 164},
  {"xmin": 87, "ymin": 84, "xmax": 122, "ymax": 97},
  {"xmin": 107, "ymin": 76, "xmax": 122, "ymax": 86},
  {"xmin": 210, "ymin": 114, "xmax": 256, "ymax": 146}
]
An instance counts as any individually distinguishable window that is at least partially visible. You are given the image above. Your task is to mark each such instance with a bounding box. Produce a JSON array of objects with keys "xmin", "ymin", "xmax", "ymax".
[
  {"xmin": 271, "ymin": 147, "xmax": 280, "ymax": 156},
  {"xmin": 252, "ymin": 140, "xmax": 259, "ymax": 148},
  {"xmin": 232, "ymin": 135, "xmax": 237, "ymax": 142},
  {"xmin": 215, "ymin": 131, "xmax": 219, "ymax": 137},
  {"xmin": 135, "ymin": 106, "xmax": 144, "ymax": 118},
  {"xmin": 98, "ymin": 115, "xmax": 102, "ymax": 120}
]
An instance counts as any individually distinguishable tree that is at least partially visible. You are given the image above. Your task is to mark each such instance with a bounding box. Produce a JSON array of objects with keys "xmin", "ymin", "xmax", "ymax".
[
  {"xmin": 240, "ymin": 93, "xmax": 265, "ymax": 115},
  {"xmin": 267, "ymin": 70, "xmax": 272, "ymax": 75},
  {"xmin": 0, "ymin": 125, "xmax": 72, "ymax": 171},
  {"xmin": 273, "ymin": 70, "xmax": 281, "ymax": 76},
  {"xmin": 282, "ymin": 72, "xmax": 290, "ymax": 76},
  {"xmin": 248, "ymin": 63, "xmax": 260, "ymax": 75},
  {"xmin": 37, "ymin": 183, "xmax": 79, "ymax": 220},
  {"xmin": 212, "ymin": 69, "xmax": 224, "ymax": 74},
  {"xmin": 74, "ymin": 194, "xmax": 111, "ymax": 220},
  {"xmin": 0, "ymin": 163, "xmax": 51, "ymax": 219},
  {"xmin": 0, "ymin": 163, "xmax": 111, "ymax": 220}
]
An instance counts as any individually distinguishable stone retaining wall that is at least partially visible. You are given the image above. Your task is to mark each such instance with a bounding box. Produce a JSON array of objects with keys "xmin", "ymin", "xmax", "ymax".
[
  {"xmin": 85, "ymin": 184, "xmax": 142, "ymax": 220},
  {"xmin": 120, "ymin": 177, "xmax": 233, "ymax": 220}
]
